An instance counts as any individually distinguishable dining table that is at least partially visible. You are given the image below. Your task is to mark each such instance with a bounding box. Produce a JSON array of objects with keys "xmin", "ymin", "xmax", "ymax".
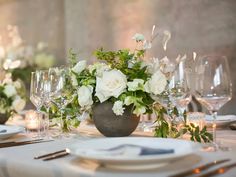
[{"xmin": 0, "ymin": 119, "xmax": 236, "ymax": 177}]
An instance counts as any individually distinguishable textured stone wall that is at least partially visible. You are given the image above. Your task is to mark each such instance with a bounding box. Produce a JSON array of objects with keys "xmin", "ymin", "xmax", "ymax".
[{"xmin": 0, "ymin": 0, "xmax": 236, "ymax": 114}]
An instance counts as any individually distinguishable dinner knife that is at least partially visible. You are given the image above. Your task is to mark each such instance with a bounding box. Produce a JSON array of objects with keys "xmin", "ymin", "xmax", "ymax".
[
  {"xmin": 0, "ymin": 139, "xmax": 44, "ymax": 145},
  {"xmin": 0, "ymin": 139, "xmax": 53, "ymax": 148},
  {"xmin": 169, "ymin": 159, "xmax": 230, "ymax": 177}
]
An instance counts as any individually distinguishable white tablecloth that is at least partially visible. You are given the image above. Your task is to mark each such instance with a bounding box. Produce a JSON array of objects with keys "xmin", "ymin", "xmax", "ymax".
[{"xmin": 0, "ymin": 124, "xmax": 236, "ymax": 177}]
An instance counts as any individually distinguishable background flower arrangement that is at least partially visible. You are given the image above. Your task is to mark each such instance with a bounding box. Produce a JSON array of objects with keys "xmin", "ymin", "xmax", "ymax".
[
  {"xmin": 46, "ymin": 26, "xmax": 212, "ymax": 142},
  {"xmin": 0, "ymin": 25, "xmax": 56, "ymax": 84},
  {"xmin": 0, "ymin": 71, "xmax": 26, "ymax": 120}
]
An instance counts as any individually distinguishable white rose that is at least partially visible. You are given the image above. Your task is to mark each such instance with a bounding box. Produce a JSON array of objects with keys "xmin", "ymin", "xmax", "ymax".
[
  {"xmin": 132, "ymin": 33, "xmax": 145, "ymax": 42},
  {"xmin": 144, "ymin": 71, "xmax": 167, "ymax": 95},
  {"xmin": 95, "ymin": 69, "xmax": 127, "ymax": 102},
  {"xmin": 112, "ymin": 101, "xmax": 125, "ymax": 116},
  {"xmin": 12, "ymin": 97, "xmax": 26, "ymax": 112},
  {"xmin": 127, "ymin": 79, "xmax": 144, "ymax": 91},
  {"xmin": 78, "ymin": 85, "xmax": 93, "ymax": 107},
  {"xmin": 72, "ymin": 60, "xmax": 87, "ymax": 74},
  {"xmin": 3, "ymin": 84, "xmax": 17, "ymax": 97}
]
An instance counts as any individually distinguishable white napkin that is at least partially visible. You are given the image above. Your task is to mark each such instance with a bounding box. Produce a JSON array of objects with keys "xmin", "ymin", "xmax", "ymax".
[
  {"xmin": 76, "ymin": 144, "xmax": 174, "ymax": 157},
  {"xmin": 0, "ymin": 129, "xmax": 7, "ymax": 133}
]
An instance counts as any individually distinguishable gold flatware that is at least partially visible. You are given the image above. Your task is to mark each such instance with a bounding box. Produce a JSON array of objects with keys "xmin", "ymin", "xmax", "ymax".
[
  {"xmin": 0, "ymin": 139, "xmax": 43, "ymax": 145},
  {"xmin": 197, "ymin": 162, "xmax": 236, "ymax": 177},
  {"xmin": 0, "ymin": 139, "xmax": 53, "ymax": 148},
  {"xmin": 34, "ymin": 149, "xmax": 70, "ymax": 161},
  {"xmin": 43, "ymin": 151, "xmax": 70, "ymax": 161},
  {"xmin": 34, "ymin": 149, "xmax": 67, "ymax": 159},
  {"xmin": 169, "ymin": 159, "xmax": 230, "ymax": 177}
]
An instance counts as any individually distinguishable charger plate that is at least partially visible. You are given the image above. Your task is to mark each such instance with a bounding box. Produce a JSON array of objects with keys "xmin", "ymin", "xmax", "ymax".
[
  {"xmin": 68, "ymin": 137, "xmax": 201, "ymax": 170},
  {"xmin": 0, "ymin": 125, "xmax": 24, "ymax": 139}
]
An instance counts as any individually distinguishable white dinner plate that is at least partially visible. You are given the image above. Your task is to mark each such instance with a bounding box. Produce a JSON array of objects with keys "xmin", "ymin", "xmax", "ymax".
[
  {"xmin": 0, "ymin": 125, "xmax": 24, "ymax": 139},
  {"xmin": 205, "ymin": 115, "xmax": 236, "ymax": 127},
  {"xmin": 68, "ymin": 137, "xmax": 201, "ymax": 170}
]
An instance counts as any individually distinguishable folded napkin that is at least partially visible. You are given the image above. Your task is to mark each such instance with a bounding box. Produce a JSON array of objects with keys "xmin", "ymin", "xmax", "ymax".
[
  {"xmin": 0, "ymin": 129, "xmax": 7, "ymax": 133},
  {"xmin": 78, "ymin": 144, "xmax": 174, "ymax": 157}
]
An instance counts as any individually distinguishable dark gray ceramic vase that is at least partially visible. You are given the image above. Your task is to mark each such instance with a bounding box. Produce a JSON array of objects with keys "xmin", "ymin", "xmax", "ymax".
[
  {"xmin": 92, "ymin": 102, "xmax": 140, "ymax": 137},
  {"xmin": 0, "ymin": 113, "xmax": 9, "ymax": 124}
]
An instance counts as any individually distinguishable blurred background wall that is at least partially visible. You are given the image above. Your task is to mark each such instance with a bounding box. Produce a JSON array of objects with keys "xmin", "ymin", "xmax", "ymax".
[{"xmin": 0, "ymin": 0, "xmax": 235, "ymax": 114}]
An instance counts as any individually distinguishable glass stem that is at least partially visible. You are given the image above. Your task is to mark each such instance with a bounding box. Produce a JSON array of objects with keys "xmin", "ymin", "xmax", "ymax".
[
  {"xmin": 212, "ymin": 111, "xmax": 217, "ymax": 143},
  {"xmin": 60, "ymin": 110, "xmax": 64, "ymax": 132},
  {"xmin": 36, "ymin": 107, "xmax": 41, "ymax": 138}
]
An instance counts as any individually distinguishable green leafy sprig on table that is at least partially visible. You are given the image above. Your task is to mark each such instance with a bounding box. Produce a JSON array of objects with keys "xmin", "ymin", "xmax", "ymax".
[{"xmin": 154, "ymin": 105, "xmax": 213, "ymax": 143}]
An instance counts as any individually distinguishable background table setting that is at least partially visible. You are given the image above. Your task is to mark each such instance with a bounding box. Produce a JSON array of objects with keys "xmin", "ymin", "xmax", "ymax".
[{"xmin": 1, "ymin": 1, "xmax": 236, "ymax": 176}]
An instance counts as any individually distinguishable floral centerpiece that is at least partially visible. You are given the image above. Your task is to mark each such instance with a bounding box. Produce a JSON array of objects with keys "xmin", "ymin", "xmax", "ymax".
[
  {"xmin": 48, "ymin": 26, "xmax": 212, "ymax": 142},
  {"xmin": 0, "ymin": 25, "xmax": 55, "ymax": 84},
  {"xmin": 0, "ymin": 71, "xmax": 26, "ymax": 124}
]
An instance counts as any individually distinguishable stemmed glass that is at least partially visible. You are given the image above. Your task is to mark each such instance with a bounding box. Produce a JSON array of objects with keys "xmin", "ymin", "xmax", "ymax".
[
  {"xmin": 169, "ymin": 60, "xmax": 192, "ymax": 122},
  {"xmin": 30, "ymin": 71, "xmax": 44, "ymax": 137},
  {"xmin": 48, "ymin": 67, "xmax": 74, "ymax": 136},
  {"xmin": 39, "ymin": 70, "xmax": 51, "ymax": 137},
  {"xmin": 194, "ymin": 55, "xmax": 232, "ymax": 150}
]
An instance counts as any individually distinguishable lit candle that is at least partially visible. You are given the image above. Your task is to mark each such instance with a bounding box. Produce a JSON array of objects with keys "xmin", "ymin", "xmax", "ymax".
[{"xmin": 25, "ymin": 110, "xmax": 39, "ymax": 130}]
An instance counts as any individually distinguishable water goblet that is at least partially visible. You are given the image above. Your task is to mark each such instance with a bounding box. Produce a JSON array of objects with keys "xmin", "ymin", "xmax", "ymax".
[
  {"xmin": 29, "ymin": 71, "xmax": 44, "ymax": 137},
  {"xmin": 194, "ymin": 55, "xmax": 232, "ymax": 150},
  {"xmin": 169, "ymin": 60, "xmax": 192, "ymax": 121}
]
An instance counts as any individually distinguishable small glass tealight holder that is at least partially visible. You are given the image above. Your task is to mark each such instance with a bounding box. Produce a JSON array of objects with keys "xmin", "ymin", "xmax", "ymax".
[
  {"xmin": 25, "ymin": 110, "xmax": 50, "ymax": 138},
  {"xmin": 25, "ymin": 110, "xmax": 41, "ymax": 137},
  {"xmin": 25, "ymin": 110, "xmax": 39, "ymax": 130}
]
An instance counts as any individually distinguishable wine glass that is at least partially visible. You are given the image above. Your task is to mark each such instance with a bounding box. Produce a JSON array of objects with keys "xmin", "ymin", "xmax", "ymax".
[
  {"xmin": 194, "ymin": 55, "xmax": 232, "ymax": 150},
  {"xmin": 48, "ymin": 67, "xmax": 74, "ymax": 136},
  {"xmin": 169, "ymin": 60, "xmax": 192, "ymax": 121},
  {"xmin": 39, "ymin": 70, "xmax": 51, "ymax": 137},
  {"xmin": 30, "ymin": 71, "xmax": 44, "ymax": 137}
]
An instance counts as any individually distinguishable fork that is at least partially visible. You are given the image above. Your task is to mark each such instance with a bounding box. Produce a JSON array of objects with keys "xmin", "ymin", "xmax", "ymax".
[
  {"xmin": 196, "ymin": 162, "xmax": 236, "ymax": 177},
  {"xmin": 169, "ymin": 159, "xmax": 230, "ymax": 177}
]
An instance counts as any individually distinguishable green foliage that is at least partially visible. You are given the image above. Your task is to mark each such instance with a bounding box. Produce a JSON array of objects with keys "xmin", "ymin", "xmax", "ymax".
[
  {"xmin": 154, "ymin": 106, "xmax": 213, "ymax": 143},
  {"xmin": 11, "ymin": 67, "xmax": 34, "ymax": 85},
  {"xmin": 94, "ymin": 48, "xmax": 150, "ymax": 81},
  {"xmin": 68, "ymin": 48, "xmax": 78, "ymax": 67}
]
